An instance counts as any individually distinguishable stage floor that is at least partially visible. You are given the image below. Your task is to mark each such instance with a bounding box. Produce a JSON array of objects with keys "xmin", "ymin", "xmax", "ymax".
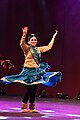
[{"xmin": 0, "ymin": 96, "xmax": 80, "ymax": 120}]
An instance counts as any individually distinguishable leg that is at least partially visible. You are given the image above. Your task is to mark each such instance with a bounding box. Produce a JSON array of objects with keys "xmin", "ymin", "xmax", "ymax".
[
  {"xmin": 29, "ymin": 85, "xmax": 39, "ymax": 112},
  {"xmin": 21, "ymin": 85, "xmax": 33, "ymax": 112},
  {"xmin": 29, "ymin": 84, "xmax": 38, "ymax": 104},
  {"xmin": 22, "ymin": 85, "xmax": 33, "ymax": 104}
]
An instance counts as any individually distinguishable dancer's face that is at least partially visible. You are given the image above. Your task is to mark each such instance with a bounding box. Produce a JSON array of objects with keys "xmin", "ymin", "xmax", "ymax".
[{"xmin": 28, "ymin": 36, "xmax": 38, "ymax": 47}]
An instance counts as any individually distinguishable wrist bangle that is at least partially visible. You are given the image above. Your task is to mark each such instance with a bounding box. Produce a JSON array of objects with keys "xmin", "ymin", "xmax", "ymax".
[{"xmin": 23, "ymin": 32, "xmax": 27, "ymax": 34}]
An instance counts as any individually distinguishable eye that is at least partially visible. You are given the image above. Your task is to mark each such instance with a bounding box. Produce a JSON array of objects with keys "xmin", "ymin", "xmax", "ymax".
[
  {"xmin": 31, "ymin": 39, "xmax": 34, "ymax": 41},
  {"xmin": 34, "ymin": 39, "xmax": 37, "ymax": 41},
  {"xmin": 31, "ymin": 39, "xmax": 37, "ymax": 41}
]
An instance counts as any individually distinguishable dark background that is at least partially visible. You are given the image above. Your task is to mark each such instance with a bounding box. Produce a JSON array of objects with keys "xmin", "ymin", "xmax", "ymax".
[{"xmin": 0, "ymin": 0, "xmax": 80, "ymax": 99}]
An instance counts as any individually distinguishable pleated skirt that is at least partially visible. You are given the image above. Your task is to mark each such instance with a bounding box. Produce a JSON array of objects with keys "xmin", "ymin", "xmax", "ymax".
[{"xmin": 0, "ymin": 67, "xmax": 62, "ymax": 87}]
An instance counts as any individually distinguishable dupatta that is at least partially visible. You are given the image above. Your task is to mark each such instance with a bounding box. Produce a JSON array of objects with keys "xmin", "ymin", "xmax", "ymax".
[{"xmin": 29, "ymin": 45, "xmax": 50, "ymax": 70}]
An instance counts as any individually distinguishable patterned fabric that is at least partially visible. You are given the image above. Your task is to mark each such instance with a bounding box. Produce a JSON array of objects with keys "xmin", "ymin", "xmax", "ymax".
[
  {"xmin": 29, "ymin": 45, "xmax": 50, "ymax": 70},
  {"xmin": 0, "ymin": 45, "xmax": 62, "ymax": 87},
  {"xmin": 1, "ymin": 67, "xmax": 62, "ymax": 87}
]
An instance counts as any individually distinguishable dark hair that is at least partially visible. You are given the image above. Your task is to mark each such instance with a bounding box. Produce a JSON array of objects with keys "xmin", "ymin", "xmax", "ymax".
[{"xmin": 28, "ymin": 34, "xmax": 38, "ymax": 41}]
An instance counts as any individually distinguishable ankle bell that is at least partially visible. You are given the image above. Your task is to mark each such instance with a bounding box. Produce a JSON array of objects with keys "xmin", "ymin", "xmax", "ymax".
[
  {"xmin": 29, "ymin": 103, "xmax": 35, "ymax": 110},
  {"xmin": 21, "ymin": 103, "xmax": 27, "ymax": 109}
]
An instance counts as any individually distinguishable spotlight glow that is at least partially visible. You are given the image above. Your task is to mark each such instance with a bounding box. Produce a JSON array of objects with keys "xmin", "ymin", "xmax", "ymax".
[
  {"xmin": 0, "ymin": 110, "xmax": 9, "ymax": 112},
  {"xmin": 42, "ymin": 110, "xmax": 55, "ymax": 112},
  {"xmin": 74, "ymin": 119, "xmax": 80, "ymax": 120},
  {"xmin": 24, "ymin": 117, "xmax": 31, "ymax": 119},
  {"xmin": 41, "ymin": 112, "xmax": 52, "ymax": 115},
  {"xmin": 0, "ymin": 116, "xmax": 8, "ymax": 119},
  {"xmin": 66, "ymin": 114, "xmax": 80, "ymax": 117},
  {"xmin": 10, "ymin": 107, "xmax": 21, "ymax": 110},
  {"xmin": 41, "ymin": 115, "xmax": 49, "ymax": 118}
]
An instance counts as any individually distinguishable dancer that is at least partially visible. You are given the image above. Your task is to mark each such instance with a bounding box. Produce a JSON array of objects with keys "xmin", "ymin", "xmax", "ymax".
[{"xmin": 0, "ymin": 26, "xmax": 62, "ymax": 113}]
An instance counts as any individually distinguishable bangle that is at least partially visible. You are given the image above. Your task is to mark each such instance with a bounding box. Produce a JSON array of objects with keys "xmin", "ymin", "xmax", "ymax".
[
  {"xmin": 22, "ymin": 36, "xmax": 26, "ymax": 39},
  {"xmin": 23, "ymin": 32, "xmax": 27, "ymax": 34},
  {"xmin": 23, "ymin": 34, "xmax": 26, "ymax": 37}
]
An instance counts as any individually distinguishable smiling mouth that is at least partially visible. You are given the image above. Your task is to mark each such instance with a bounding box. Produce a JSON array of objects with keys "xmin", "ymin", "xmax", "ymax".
[{"xmin": 32, "ymin": 42, "xmax": 36, "ymax": 44}]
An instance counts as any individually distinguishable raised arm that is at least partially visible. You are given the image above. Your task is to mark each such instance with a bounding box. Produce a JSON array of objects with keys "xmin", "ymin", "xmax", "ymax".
[
  {"xmin": 20, "ymin": 26, "xmax": 28, "ymax": 51},
  {"xmin": 39, "ymin": 30, "xmax": 58, "ymax": 53}
]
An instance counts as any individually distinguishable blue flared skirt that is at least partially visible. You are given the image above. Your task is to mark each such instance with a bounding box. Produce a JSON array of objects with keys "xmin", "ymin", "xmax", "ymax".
[{"xmin": 0, "ymin": 67, "xmax": 62, "ymax": 87}]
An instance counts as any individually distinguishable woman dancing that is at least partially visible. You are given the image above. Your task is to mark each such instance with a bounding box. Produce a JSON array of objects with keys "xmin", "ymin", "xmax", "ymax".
[{"xmin": 0, "ymin": 26, "xmax": 62, "ymax": 113}]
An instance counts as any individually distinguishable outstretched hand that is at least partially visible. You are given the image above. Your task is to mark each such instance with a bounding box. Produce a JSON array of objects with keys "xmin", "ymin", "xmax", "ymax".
[
  {"xmin": 54, "ymin": 30, "xmax": 58, "ymax": 36},
  {"xmin": 22, "ymin": 26, "xmax": 28, "ymax": 34},
  {"xmin": 52, "ymin": 30, "xmax": 58, "ymax": 39}
]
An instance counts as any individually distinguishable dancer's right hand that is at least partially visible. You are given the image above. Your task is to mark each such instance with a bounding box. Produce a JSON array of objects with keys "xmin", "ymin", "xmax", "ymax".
[{"xmin": 22, "ymin": 26, "xmax": 28, "ymax": 34}]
